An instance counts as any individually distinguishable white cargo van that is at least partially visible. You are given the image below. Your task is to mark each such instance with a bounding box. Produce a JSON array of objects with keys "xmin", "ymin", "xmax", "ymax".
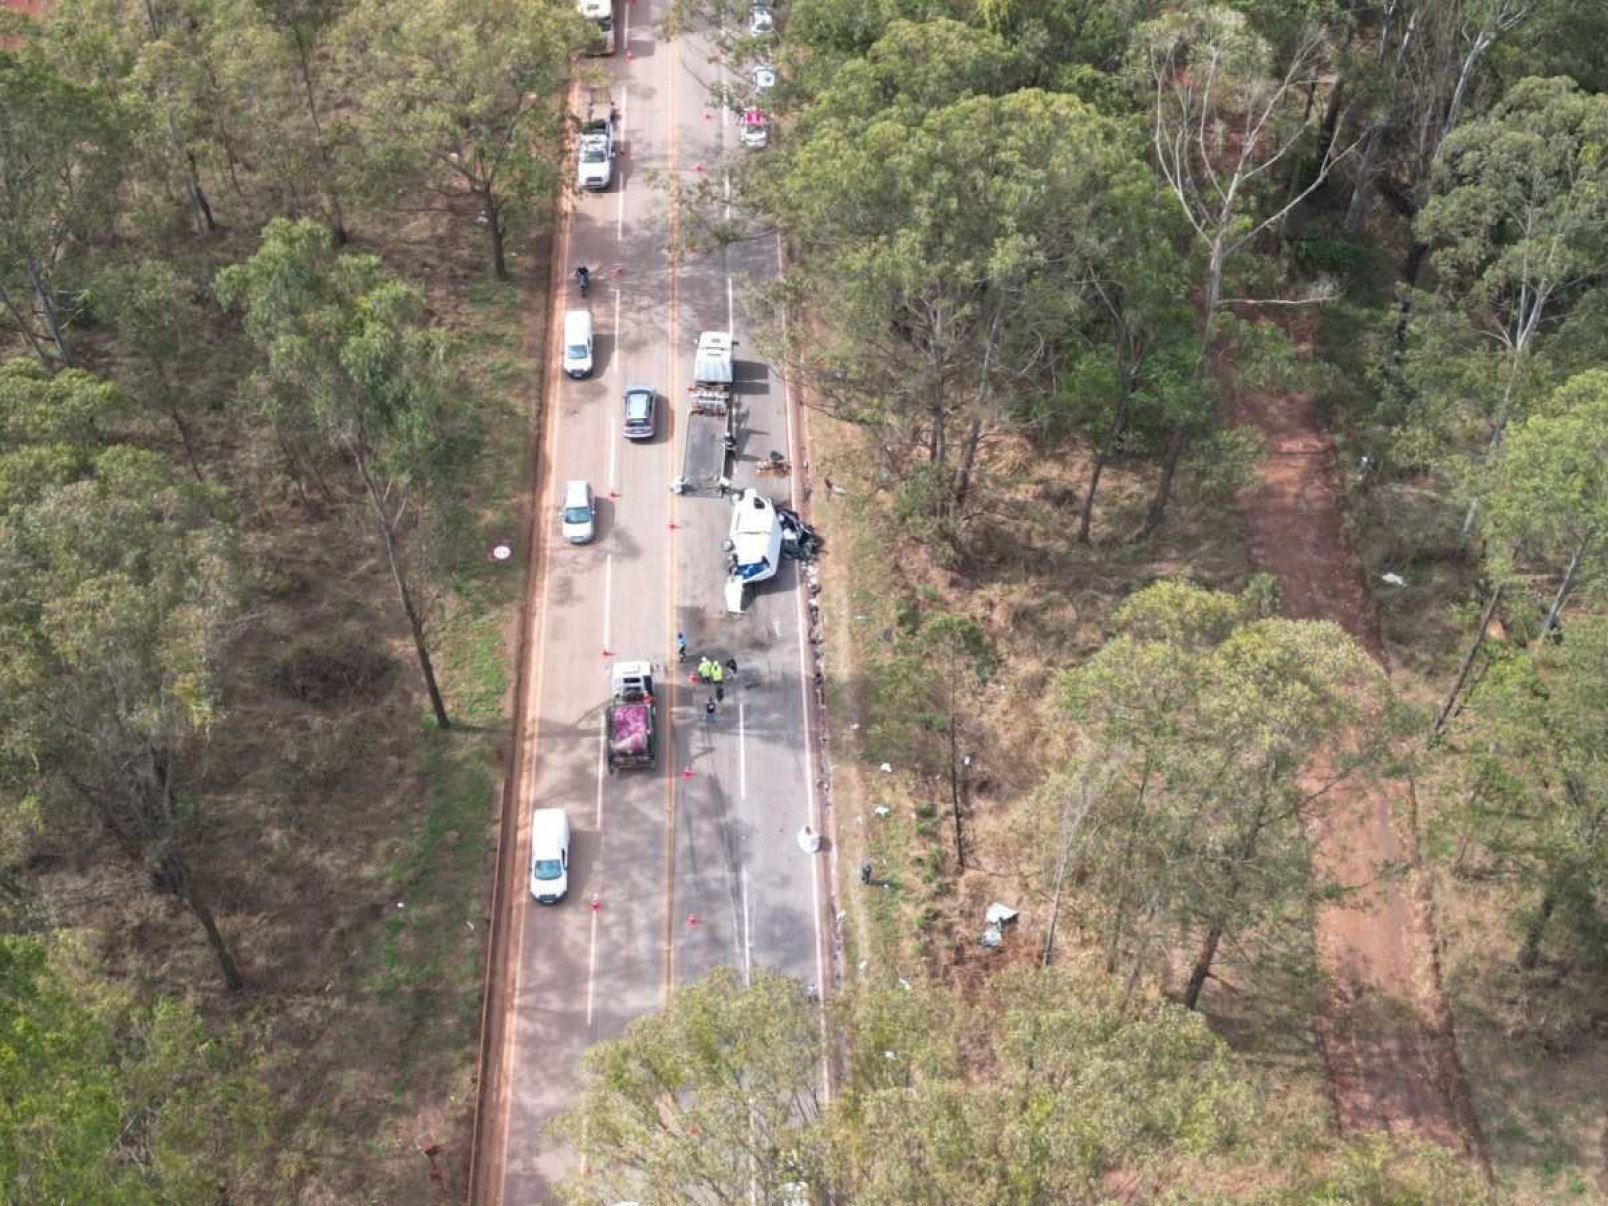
[
  {"xmin": 529, "ymin": 808, "xmax": 571, "ymax": 904},
  {"xmin": 563, "ymin": 310, "xmax": 594, "ymax": 378}
]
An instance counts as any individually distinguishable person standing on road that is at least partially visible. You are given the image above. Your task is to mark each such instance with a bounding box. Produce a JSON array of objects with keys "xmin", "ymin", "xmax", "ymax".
[
  {"xmin": 676, "ymin": 632, "xmax": 689, "ymax": 662},
  {"xmin": 575, "ymin": 264, "xmax": 590, "ymax": 296},
  {"xmin": 724, "ymin": 656, "xmax": 738, "ymax": 680},
  {"xmin": 697, "ymin": 656, "xmax": 714, "ymax": 683},
  {"xmin": 705, "ymin": 696, "xmax": 717, "ymax": 721},
  {"xmin": 710, "ymin": 660, "xmax": 725, "ymax": 702}
]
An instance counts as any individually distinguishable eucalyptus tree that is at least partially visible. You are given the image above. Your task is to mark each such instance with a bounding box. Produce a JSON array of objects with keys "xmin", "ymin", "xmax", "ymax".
[
  {"xmin": 864, "ymin": 608, "xmax": 997, "ymax": 867},
  {"xmin": 1439, "ymin": 618, "xmax": 1608, "ymax": 971},
  {"xmin": 761, "ymin": 54, "xmax": 1163, "ymax": 532},
  {"xmin": 560, "ymin": 965, "xmax": 1256, "ymax": 1205},
  {"xmin": 0, "ymin": 934, "xmax": 270, "ymax": 1199},
  {"xmin": 1059, "ymin": 581, "xmax": 1395, "ymax": 1008},
  {"xmin": 1131, "ymin": 4, "xmax": 1357, "ymax": 534},
  {"xmin": 1480, "ymin": 370, "xmax": 1608, "ymax": 635},
  {"xmin": 216, "ymin": 219, "xmax": 480, "ymax": 729},
  {"xmin": 0, "ymin": 49, "xmax": 123, "ymax": 367},
  {"xmin": 45, "ymin": 0, "xmax": 234, "ymax": 236},
  {"xmin": 85, "ymin": 261, "xmax": 218, "ymax": 480},
  {"xmin": 0, "ymin": 363, "xmax": 244, "ymax": 990},
  {"xmin": 557, "ymin": 968, "xmax": 826, "ymax": 1206},
  {"xmin": 1341, "ymin": 0, "xmax": 1536, "ymax": 252},
  {"xmin": 346, "ymin": 0, "xmax": 588, "ymax": 280},
  {"xmin": 249, "ymin": 0, "xmax": 354, "ymax": 242},
  {"xmin": 1405, "ymin": 76, "xmax": 1608, "ymax": 534}
]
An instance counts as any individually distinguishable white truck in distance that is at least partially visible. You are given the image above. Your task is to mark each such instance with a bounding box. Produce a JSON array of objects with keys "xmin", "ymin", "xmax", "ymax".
[
  {"xmin": 576, "ymin": 0, "xmax": 615, "ymax": 54},
  {"xmin": 692, "ymin": 330, "xmax": 733, "ymax": 402}
]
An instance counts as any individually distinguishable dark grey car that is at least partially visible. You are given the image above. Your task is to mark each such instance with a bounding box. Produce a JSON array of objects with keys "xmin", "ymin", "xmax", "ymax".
[{"xmin": 623, "ymin": 385, "xmax": 656, "ymax": 439}]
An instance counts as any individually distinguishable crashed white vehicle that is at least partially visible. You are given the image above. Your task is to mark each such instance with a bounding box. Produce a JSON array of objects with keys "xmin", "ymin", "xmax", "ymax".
[
  {"xmin": 722, "ymin": 488, "xmax": 821, "ymax": 613},
  {"xmin": 724, "ymin": 489, "xmax": 783, "ymax": 613}
]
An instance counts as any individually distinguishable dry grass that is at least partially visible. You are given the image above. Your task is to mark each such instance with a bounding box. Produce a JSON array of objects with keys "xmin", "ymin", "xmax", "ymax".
[
  {"xmin": 18, "ymin": 192, "xmax": 542, "ymax": 1203},
  {"xmin": 809, "ymin": 415, "xmax": 1255, "ymax": 974}
]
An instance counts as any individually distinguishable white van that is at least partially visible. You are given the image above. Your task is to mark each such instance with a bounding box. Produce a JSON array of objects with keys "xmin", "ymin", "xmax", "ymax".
[
  {"xmin": 563, "ymin": 310, "xmax": 594, "ymax": 378},
  {"xmin": 529, "ymin": 808, "xmax": 571, "ymax": 904}
]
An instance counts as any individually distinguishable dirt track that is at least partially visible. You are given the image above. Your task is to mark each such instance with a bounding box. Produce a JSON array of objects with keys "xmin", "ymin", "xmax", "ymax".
[{"xmin": 1226, "ymin": 356, "xmax": 1487, "ymax": 1164}]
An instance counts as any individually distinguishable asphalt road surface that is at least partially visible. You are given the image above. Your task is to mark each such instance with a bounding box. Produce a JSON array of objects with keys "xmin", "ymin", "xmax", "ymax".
[{"xmin": 490, "ymin": 7, "xmax": 829, "ymax": 1202}]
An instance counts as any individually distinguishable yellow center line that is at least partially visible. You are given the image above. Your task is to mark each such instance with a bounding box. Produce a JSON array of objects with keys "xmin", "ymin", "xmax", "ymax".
[
  {"xmin": 492, "ymin": 73, "xmax": 579, "ymax": 1198},
  {"xmin": 661, "ymin": 22, "xmax": 682, "ymax": 1008}
]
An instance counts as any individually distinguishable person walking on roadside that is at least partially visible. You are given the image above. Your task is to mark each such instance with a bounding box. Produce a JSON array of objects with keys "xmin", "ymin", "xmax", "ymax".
[{"xmin": 676, "ymin": 632, "xmax": 689, "ymax": 662}]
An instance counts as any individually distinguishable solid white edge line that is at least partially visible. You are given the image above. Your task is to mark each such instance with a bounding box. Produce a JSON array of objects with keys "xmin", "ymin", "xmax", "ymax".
[
  {"xmin": 602, "ymin": 551, "xmax": 614, "ymax": 652},
  {"xmin": 738, "ymin": 698, "xmax": 747, "ymax": 800},
  {"xmin": 726, "ymin": 273, "xmax": 735, "ymax": 341},
  {"xmin": 777, "ymin": 243, "xmax": 833, "ymax": 1103},
  {"xmin": 616, "ymin": 85, "xmax": 628, "ymax": 240}
]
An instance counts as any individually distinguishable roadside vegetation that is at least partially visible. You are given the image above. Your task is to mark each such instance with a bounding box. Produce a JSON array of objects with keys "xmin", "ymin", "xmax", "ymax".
[
  {"xmin": 0, "ymin": 0, "xmax": 585, "ymax": 1199},
  {"xmin": 567, "ymin": 0, "xmax": 1608, "ymax": 1201}
]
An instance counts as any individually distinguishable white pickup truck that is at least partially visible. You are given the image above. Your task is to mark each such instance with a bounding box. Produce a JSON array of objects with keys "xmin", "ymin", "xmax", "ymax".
[{"xmin": 576, "ymin": 110, "xmax": 615, "ymax": 191}]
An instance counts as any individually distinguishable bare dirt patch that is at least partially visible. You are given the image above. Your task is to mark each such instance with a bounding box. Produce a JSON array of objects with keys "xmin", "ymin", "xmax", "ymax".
[{"xmin": 1224, "ymin": 341, "xmax": 1486, "ymax": 1163}]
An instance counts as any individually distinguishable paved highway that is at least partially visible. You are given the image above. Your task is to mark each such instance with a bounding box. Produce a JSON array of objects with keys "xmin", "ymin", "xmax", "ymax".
[{"xmin": 489, "ymin": 6, "xmax": 828, "ymax": 1201}]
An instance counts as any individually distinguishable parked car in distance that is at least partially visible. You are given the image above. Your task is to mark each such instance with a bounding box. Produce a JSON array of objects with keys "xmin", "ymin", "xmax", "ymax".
[
  {"xmin": 750, "ymin": 4, "xmax": 773, "ymax": 36},
  {"xmin": 561, "ymin": 479, "xmax": 596, "ymax": 544},
  {"xmin": 529, "ymin": 808, "xmax": 571, "ymax": 904},
  {"xmin": 752, "ymin": 63, "xmax": 777, "ymax": 93},
  {"xmin": 623, "ymin": 384, "xmax": 656, "ymax": 439}
]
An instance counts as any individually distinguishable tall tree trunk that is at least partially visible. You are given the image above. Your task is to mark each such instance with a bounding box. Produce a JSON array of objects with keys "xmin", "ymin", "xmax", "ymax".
[
  {"xmin": 1315, "ymin": 74, "xmax": 1347, "ymax": 165},
  {"xmin": 1344, "ymin": 123, "xmax": 1382, "ymax": 236},
  {"xmin": 0, "ymin": 279, "xmax": 56, "ymax": 370},
  {"xmin": 23, "ymin": 251, "xmax": 70, "ymax": 365},
  {"xmin": 1517, "ymin": 881, "xmax": 1559, "ymax": 971},
  {"xmin": 186, "ymin": 150, "xmax": 217, "ymax": 234},
  {"xmin": 359, "ymin": 466, "xmax": 451, "ymax": 729},
  {"xmin": 951, "ymin": 414, "xmax": 983, "ymax": 512},
  {"xmin": 170, "ymin": 403, "xmax": 207, "ymax": 483},
  {"xmin": 1541, "ymin": 528, "xmax": 1594, "ymax": 637},
  {"xmin": 159, "ymin": 847, "xmax": 245, "ymax": 991},
  {"xmin": 1433, "ymin": 583, "xmax": 1503, "ymax": 739},
  {"xmin": 1392, "ymin": 240, "xmax": 1429, "ymax": 361},
  {"xmin": 486, "ymin": 191, "xmax": 508, "ymax": 281},
  {"xmin": 382, "ymin": 515, "xmax": 450, "ymax": 730},
  {"xmin": 947, "ymin": 699, "xmax": 964, "ymax": 870},
  {"xmin": 1461, "ymin": 339, "xmax": 1539, "ymax": 537},
  {"xmin": 1183, "ymin": 921, "xmax": 1224, "ymax": 1010},
  {"xmin": 291, "ymin": 31, "xmax": 348, "ymax": 245},
  {"xmin": 1080, "ymin": 363, "xmax": 1136, "ymax": 543},
  {"xmin": 1142, "ymin": 426, "xmax": 1186, "ymax": 538}
]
